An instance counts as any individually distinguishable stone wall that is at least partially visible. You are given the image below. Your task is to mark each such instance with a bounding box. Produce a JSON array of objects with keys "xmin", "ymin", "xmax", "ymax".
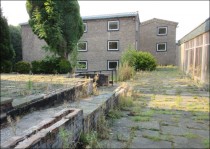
[
  {"xmin": 0, "ymin": 80, "xmax": 93, "ymax": 126},
  {"xmin": 1, "ymin": 84, "xmax": 129, "ymax": 149}
]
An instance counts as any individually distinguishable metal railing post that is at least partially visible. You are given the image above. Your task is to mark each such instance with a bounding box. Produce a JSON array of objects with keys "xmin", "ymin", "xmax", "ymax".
[{"xmin": 112, "ymin": 70, "xmax": 113, "ymax": 86}]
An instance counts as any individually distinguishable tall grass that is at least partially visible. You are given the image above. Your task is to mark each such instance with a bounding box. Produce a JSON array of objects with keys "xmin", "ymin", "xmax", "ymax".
[{"xmin": 117, "ymin": 62, "xmax": 135, "ymax": 81}]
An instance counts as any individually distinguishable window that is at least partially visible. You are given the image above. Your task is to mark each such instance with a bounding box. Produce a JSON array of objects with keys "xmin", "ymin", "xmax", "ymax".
[
  {"xmin": 157, "ymin": 43, "xmax": 167, "ymax": 52},
  {"xmin": 77, "ymin": 61, "xmax": 87, "ymax": 70},
  {"xmin": 108, "ymin": 21, "xmax": 119, "ymax": 31},
  {"xmin": 83, "ymin": 23, "xmax": 87, "ymax": 32},
  {"xmin": 108, "ymin": 41, "xmax": 119, "ymax": 51},
  {"xmin": 107, "ymin": 60, "xmax": 119, "ymax": 70},
  {"xmin": 77, "ymin": 42, "xmax": 87, "ymax": 51},
  {"xmin": 157, "ymin": 27, "xmax": 167, "ymax": 36}
]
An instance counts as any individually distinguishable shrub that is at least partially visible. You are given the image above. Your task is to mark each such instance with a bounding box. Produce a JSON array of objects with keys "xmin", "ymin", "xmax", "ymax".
[
  {"xmin": 121, "ymin": 49, "xmax": 157, "ymax": 71},
  {"xmin": 40, "ymin": 56, "xmax": 60, "ymax": 74},
  {"xmin": 135, "ymin": 51, "xmax": 157, "ymax": 71},
  {"xmin": 1, "ymin": 60, "xmax": 12, "ymax": 73},
  {"xmin": 31, "ymin": 60, "xmax": 42, "ymax": 74},
  {"xmin": 58, "ymin": 59, "xmax": 72, "ymax": 74},
  {"xmin": 15, "ymin": 61, "xmax": 31, "ymax": 73},
  {"xmin": 117, "ymin": 62, "xmax": 135, "ymax": 81}
]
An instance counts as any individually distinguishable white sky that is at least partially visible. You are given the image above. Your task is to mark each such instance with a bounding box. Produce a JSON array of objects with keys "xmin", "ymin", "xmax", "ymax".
[{"xmin": 1, "ymin": 1, "xmax": 209, "ymax": 40}]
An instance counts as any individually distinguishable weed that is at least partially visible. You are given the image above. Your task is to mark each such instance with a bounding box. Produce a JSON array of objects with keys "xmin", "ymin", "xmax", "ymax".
[
  {"xmin": 108, "ymin": 108, "xmax": 123, "ymax": 119},
  {"xmin": 97, "ymin": 114, "xmax": 110, "ymax": 139},
  {"xmin": 117, "ymin": 62, "xmax": 135, "ymax": 82},
  {"xmin": 7, "ymin": 116, "xmax": 20, "ymax": 135},
  {"xmin": 93, "ymin": 74, "xmax": 99, "ymax": 95},
  {"xmin": 202, "ymin": 139, "xmax": 210, "ymax": 148},
  {"xmin": 82, "ymin": 131, "xmax": 100, "ymax": 148},
  {"xmin": 138, "ymin": 110, "xmax": 154, "ymax": 117},
  {"xmin": 175, "ymin": 95, "xmax": 182, "ymax": 106},
  {"xmin": 118, "ymin": 96, "xmax": 134, "ymax": 110},
  {"xmin": 132, "ymin": 116, "xmax": 150, "ymax": 122},
  {"xmin": 116, "ymin": 133, "xmax": 127, "ymax": 142},
  {"xmin": 123, "ymin": 126, "xmax": 136, "ymax": 148},
  {"xmin": 142, "ymin": 134, "xmax": 161, "ymax": 141},
  {"xmin": 183, "ymin": 132, "xmax": 199, "ymax": 139},
  {"xmin": 59, "ymin": 127, "xmax": 72, "ymax": 148}
]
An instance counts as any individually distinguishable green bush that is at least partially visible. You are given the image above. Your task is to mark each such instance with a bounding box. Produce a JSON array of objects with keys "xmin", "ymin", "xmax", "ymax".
[
  {"xmin": 121, "ymin": 49, "xmax": 157, "ymax": 71},
  {"xmin": 40, "ymin": 56, "xmax": 60, "ymax": 74},
  {"xmin": 135, "ymin": 52, "xmax": 157, "ymax": 71},
  {"xmin": 31, "ymin": 60, "xmax": 42, "ymax": 74},
  {"xmin": 58, "ymin": 59, "xmax": 72, "ymax": 74},
  {"xmin": 15, "ymin": 61, "xmax": 31, "ymax": 73},
  {"xmin": 1, "ymin": 60, "xmax": 12, "ymax": 73}
]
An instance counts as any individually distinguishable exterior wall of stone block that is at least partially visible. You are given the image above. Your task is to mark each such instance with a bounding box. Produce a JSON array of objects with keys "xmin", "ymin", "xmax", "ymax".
[
  {"xmin": 78, "ymin": 16, "xmax": 139, "ymax": 71},
  {"xmin": 139, "ymin": 20, "xmax": 177, "ymax": 65},
  {"xmin": 21, "ymin": 24, "xmax": 49, "ymax": 62}
]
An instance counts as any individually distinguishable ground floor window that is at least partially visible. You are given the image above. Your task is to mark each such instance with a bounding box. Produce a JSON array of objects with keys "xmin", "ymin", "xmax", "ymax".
[
  {"xmin": 77, "ymin": 60, "xmax": 88, "ymax": 70},
  {"xmin": 157, "ymin": 42, "xmax": 167, "ymax": 52},
  {"xmin": 107, "ymin": 60, "xmax": 119, "ymax": 70}
]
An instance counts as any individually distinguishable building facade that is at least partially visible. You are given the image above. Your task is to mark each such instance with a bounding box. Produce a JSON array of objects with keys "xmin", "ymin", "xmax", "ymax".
[
  {"xmin": 177, "ymin": 18, "xmax": 209, "ymax": 87},
  {"xmin": 20, "ymin": 12, "xmax": 179, "ymax": 71},
  {"xmin": 139, "ymin": 18, "xmax": 178, "ymax": 65},
  {"xmin": 20, "ymin": 12, "xmax": 140, "ymax": 71}
]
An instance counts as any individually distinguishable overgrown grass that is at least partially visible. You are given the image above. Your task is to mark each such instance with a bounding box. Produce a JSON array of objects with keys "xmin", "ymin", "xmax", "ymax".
[
  {"xmin": 118, "ymin": 96, "xmax": 134, "ymax": 110},
  {"xmin": 117, "ymin": 62, "xmax": 135, "ymax": 82},
  {"xmin": 108, "ymin": 108, "xmax": 123, "ymax": 119}
]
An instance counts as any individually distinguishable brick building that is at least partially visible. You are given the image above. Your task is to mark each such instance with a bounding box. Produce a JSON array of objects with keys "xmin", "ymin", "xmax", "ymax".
[
  {"xmin": 139, "ymin": 18, "xmax": 178, "ymax": 65},
  {"xmin": 20, "ymin": 12, "xmax": 178, "ymax": 71}
]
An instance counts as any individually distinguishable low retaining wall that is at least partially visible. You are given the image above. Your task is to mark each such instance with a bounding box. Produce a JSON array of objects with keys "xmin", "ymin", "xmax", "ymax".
[
  {"xmin": 1, "ymin": 84, "xmax": 129, "ymax": 148},
  {"xmin": 0, "ymin": 80, "xmax": 93, "ymax": 126}
]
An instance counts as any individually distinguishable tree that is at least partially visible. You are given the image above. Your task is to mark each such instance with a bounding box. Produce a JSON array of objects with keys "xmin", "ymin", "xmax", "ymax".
[
  {"xmin": 0, "ymin": 7, "xmax": 15, "ymax": 72},
  {"xmin": 26, "ymin": 0, "xmax": 84, "ymax": 60},
  {"xmin": 0, "ymin": 7, "xmax": 15, "ymax": 63},
  {"xmin": 9, "ymin": 25, "xmax": 22, "ymax": 63}
]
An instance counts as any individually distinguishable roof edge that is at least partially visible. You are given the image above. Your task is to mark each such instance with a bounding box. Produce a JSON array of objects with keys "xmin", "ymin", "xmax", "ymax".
[{"xmin": 140, "ymin": 18, "xmax": 178, "ymax": 26}]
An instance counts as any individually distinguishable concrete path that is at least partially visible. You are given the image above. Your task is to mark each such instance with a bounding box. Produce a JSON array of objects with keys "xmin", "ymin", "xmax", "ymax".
[{"xmin": 99, "ymin": 67, "xmax": 209, "ymax": 148}]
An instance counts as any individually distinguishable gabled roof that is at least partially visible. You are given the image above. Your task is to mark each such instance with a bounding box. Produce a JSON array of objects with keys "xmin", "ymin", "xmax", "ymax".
[
  {"xmin": 82, "ymin": 11, "xmax": 139, "ymax": 20},
  {"xmin": 140, "ymin": 18, "xmax": 178, "ymax": 26},
  {"xmin": 179, "ymin": 17, "xmax": 210, "ymax": 44}
]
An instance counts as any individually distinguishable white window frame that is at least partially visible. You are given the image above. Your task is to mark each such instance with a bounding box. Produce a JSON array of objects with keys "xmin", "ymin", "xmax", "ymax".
[
  {"xmin": 77, "ymin": 41, "xmax": 87, "ymax": 52},
  {"xmin": 157, "ymin": 42, "xmax": 167, "ymax": 52},
  {"xmin": 157, "ymin": 26, "xmax": 168, "ymax": 36},
  {"xmin": 107, "ymin": 60, "xmax": 119, "ymax": 70},
  {"xmin": 77, "ymin": 60, "xmax": 87, "ymax": 70},
  {"xmin": 108, "ymin": 21, "xmax": 119, "ymax": 31},
  {"xmin": 108, "ymin": 40, "xmax": 119, "ymax": 51},
  {"xmin": 83, "ymin": 23, "xmax": 87, "ymax": 32}
]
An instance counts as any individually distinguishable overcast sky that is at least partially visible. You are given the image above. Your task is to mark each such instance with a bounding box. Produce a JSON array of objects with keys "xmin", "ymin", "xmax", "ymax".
[{"xmin": 1, "ymin": 1, "xmax": 209, "ymax": 40}]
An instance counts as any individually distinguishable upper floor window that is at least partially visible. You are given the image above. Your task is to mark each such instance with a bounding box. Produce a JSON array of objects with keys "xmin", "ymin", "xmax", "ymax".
[
  {"xmin": 157, "ymin": 27, "xmax": 167, "ymax": 36},
  {"xmin": 77, "ymin": 41, "xmax": 87, "ymax": 52},
  {"xmin": 108, "ymin": 40, "xmax": 119, "ymax": 51},
  {"xmin": 108, "ymin": 21, "xmax": 119, "ymax": 31},
  {"xmin": 157, "ymin": 42, "xmax": 167, "ymax": 52},
  {"xmin": 83, "ymin": 23, "xmax": 87, "ymax": 32}
]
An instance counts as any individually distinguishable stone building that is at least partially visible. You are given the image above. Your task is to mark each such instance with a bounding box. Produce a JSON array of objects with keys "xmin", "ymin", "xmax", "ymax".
[
  {"xmin": 139, "ymin": 18, "xmax": 178, "ymax": 65},
  {"xmin": 20, "ymin": 12, "xmax": 179, "ymax": 71},
  {"xmin": 177, "ymin": 18, "xmax": 209, "ymax": 87},
  {"xmin": 20, "ymin": 12, "xmax": 140, "ymax": 71}
]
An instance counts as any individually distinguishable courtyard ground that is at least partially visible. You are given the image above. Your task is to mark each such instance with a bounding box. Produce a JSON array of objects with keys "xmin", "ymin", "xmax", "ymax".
[{"xmin": 99, "ymin": 67, "xmax": 209, "ymax": 148}]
